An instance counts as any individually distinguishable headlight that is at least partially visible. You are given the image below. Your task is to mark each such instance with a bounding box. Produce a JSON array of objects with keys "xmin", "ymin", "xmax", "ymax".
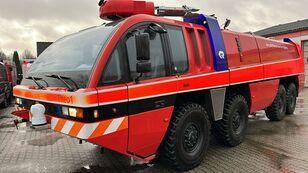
[{"xmin": 68, "ymin": 108, "xmax": 83, "ymax": 118}]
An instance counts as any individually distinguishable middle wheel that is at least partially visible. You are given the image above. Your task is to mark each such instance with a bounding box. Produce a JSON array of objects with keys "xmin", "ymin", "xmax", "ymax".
[{"xmin": 213, "ymin": 94, "xmax": 249, "ymax": 147}]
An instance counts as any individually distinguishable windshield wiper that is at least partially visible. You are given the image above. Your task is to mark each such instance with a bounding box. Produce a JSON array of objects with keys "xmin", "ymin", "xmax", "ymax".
[
  {"xmin": 45, "ymin": 74, "xmax": 79, "ymax": 91},
  {"xmin": 25, "ymin": 76, "xmax": 48, "ymax": 89}
]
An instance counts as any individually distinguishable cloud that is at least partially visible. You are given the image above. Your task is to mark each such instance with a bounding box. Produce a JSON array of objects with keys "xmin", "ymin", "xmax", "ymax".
[{"xmin": 0, "ymin": 0, "xmax": 307, "ymax": 55}]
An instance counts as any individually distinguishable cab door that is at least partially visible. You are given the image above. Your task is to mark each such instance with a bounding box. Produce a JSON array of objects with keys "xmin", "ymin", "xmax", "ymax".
[
  {"xmin": 125, "ymin": 24, "xmax": 177, "ymax": 158},
  {"xmin": 94, "ymin": 43, "xmax": 130, "ymax": 154}
]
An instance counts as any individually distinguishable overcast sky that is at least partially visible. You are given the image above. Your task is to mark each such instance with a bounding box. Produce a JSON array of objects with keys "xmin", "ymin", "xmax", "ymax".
[{"xmin": 0, "ymin": 0, "xmax": 307, "ymax": 56}]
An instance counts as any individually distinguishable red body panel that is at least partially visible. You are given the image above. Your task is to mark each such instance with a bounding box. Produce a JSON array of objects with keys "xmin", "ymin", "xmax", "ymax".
[
  {"xmin": 127, "ymin": 76, "xmax": 177, "ymax": 100},
  {"xmin": 88, "ymin": 129, "xmax": 128, "ymax": 155},
  {"xmin": 128, "ymin": 106, "xmax": 174, "ymax": 157},
  {"xmin": 96, "ymin": 84, "xmax": 128, "ymax": 105},
  {"xmin": 255, "ymin": 36, "xmax": 298, "ymax": 63},
  {"xmin": 230, "ymin": 65, "xmax": 263, "ymax": 85},
  {"xmin": 249, "ymin": 80, "xmax": 279, "ymax": 113}
]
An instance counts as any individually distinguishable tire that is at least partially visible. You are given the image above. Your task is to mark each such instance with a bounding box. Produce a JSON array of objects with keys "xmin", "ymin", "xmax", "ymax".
[
  {"xmin": 213, "ymin": 94, "xmax": 249, "ymax": 147},
  {"xmin": 159, "ymin": 103, "xmax": 210, "ymax": 171},
  {"xmin": 286, "ymin": 83, "xmax": 297, "ymax": 115},
  {"xmin": 265, "ymin": 85, "xmax": 286, "ymax": 121}
]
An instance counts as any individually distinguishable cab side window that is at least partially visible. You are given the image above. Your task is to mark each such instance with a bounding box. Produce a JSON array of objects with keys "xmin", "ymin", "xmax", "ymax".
[
  {"xmin": 125, "ymin": 28, "xmax": 166, "ymax": 80},
  {"xmin": 166, "ymin": 26, "xmax": 188, "ymax": 73},
  {"xmin": 99, "ymin": 45, "xmax": 124, "ymax": 85}
]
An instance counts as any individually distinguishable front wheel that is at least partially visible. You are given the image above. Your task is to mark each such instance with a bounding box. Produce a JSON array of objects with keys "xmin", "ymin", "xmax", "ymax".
[{"xmin": 159, "ymin": 103, "xmax": 210, "ymax": 171}]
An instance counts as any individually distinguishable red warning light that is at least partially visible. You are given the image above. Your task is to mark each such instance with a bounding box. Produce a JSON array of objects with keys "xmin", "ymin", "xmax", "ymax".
[{"xmin": 99, "ymin": 0, "xmax": 155, "ymax": 20}]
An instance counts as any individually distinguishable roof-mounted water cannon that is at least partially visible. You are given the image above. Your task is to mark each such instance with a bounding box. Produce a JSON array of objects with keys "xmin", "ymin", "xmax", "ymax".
[
  {"xmin": 155, "ymin": 5, "xmax": 199, "ymax": 17},
  {"xmin": 98, "ymin": 0, "xmax": 200, "ymax": 21}
]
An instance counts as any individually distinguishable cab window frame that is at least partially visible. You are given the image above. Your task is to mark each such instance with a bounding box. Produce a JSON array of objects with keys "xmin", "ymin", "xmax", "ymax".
[
  {"xmin": 97, "ymin": 22, "xmax": 179, "ymax": 87},
  {"xmin": 164, "ymin": 24, "xmax": 189, "ymax": 75},
  {"xmin": 98, "ymin": 41, "xmax": 130, "ymax": 87},
  {"xmin": 122, "ymin": 22, "xmax": 172, "ymax": 82}
]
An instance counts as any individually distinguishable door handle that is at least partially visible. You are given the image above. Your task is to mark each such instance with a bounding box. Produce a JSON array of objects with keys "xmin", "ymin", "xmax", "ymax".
[{"xmin": 155, "ymin": 100, "xmax": 166, "ymax": 108}]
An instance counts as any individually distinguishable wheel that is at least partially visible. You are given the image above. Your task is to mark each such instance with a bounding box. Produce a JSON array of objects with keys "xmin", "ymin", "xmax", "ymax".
[
  {"xmin": 286, "ymin": 83, "xmax": 297, "ymax": 115},
  {"xmin": 213, "ymin": 94, "xmax": 249, "ymax": 147},
  {"xmin": 265, "ymin": 85, "xmax": 286, "ymax": 121},
  {"xmin": 159, "ymin": 103, "xmax": 210, "ymax": 171}
]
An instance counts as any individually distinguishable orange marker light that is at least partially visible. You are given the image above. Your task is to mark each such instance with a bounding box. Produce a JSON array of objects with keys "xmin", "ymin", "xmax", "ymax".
[{"xmin": 94, "ymin": 110, "xmax": 99, "ymax": 118}]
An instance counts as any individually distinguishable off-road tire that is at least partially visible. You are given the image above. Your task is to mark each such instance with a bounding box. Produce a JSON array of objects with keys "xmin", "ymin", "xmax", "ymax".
[
  {"xmin": 265, "ymin": 85, "xmax": 286, "ymax": 121},
  {"xmin": 213, "ymin": 94, "xmax": 249, "ymax": 147},
  {"xmin": 159, "ymin": 103, "xmax": 210, "ymax": 171},
  {"xmin": 286, "ymin": 83, "xmax": 297, "ymax": 115}
]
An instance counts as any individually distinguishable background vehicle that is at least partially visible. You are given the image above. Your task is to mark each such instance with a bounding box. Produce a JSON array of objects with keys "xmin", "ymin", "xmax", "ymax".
[
  {"xmin": 12, "ymin": 0, "xmax": 305, "ymax": 171},
  {"xmin": 0, "ymin": 62, "xmax": 12, "ymax": 108}
]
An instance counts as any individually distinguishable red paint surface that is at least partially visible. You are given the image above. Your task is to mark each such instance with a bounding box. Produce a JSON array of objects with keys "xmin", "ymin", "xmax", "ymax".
[
  {"xmin": 89, "ymin": 129, "xmax": 128, "ymax": 155},
  {"xmin": 230, "ymin": 65, "xmax": 263, "ymax": 84},
  {"xmin": 128, "ymin": 106, "xmax": 174, "ymax": 158},
  {"xmin": 96, "ymin": 84, "xmax": 128, "ymax": 105},
  {"xmin": 249, "ymin": 80, "xmax": 279, "ymax": 113}
]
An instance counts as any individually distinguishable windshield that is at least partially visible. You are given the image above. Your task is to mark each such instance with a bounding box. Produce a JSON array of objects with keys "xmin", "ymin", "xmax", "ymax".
[{"xmin": 25, "ymin": 22, "xmax": 120, "ymax": 88}]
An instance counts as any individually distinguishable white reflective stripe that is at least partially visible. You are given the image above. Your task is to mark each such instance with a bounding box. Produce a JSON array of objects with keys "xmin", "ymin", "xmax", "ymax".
[
  {"xmin": 61, "ymin": 121, "xmax": 75, "ymax": 134},
  {"xmin": 104, "ymin": 117, "xmax": 124, "ymax": 135},
  {"xmin": 51, "ymin": 117, "xmax": 59, "ymax": 130},
  {"xmin": 77, "ymin": 122, "xmax": 99, "ymax": 139}
]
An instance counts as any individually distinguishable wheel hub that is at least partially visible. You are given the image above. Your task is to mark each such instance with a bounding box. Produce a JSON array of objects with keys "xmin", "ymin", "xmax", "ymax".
[
  {"xmin": 184, "ymin": 124, "xmax": 199, "ymax": 151},
  {"xmin": 232, "ymin": 112, "xmax": 241, "ymax": 130}
]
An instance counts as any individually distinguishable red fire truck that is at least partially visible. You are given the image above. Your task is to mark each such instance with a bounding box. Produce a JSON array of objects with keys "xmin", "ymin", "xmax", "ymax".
[{"xmin": 12, "ymin": 0, "xmax": 305, "ymax": 170}]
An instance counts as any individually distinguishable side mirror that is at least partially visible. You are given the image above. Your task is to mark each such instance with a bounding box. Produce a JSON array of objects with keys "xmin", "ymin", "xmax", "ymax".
[
  {"xmin": 223, "ymin": 19, "xmax": 231, "ymax": 29},
  {"xmin": 136, "ymin": 33, "xmax": 150, "ymax": 61},
  {"xmin": 136, "ymin": 62, "xmax": 151, "ymax": 74}
]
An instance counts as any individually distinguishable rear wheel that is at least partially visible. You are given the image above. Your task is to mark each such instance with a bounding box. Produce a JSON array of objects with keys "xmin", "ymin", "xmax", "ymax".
[
  {"xmin": 265, "ymin": 85, "xmax": 286, "ymax": 121},
  {"xmin": 159, "ymin": 103, "xmax": 210, "ymax": 171},
  {"xmin": 286, "ymin": 83, "xmax": 297, "ymax": 115},
  {"xmin": 213, "ymin": 94, "xmax": 249, "ymax": 147}
]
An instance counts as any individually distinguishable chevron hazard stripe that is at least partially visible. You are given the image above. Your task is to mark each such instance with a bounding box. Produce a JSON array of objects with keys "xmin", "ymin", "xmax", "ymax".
[{"xmin": 51, "ymin": 116, "xmax": 128, "ymax": 139}]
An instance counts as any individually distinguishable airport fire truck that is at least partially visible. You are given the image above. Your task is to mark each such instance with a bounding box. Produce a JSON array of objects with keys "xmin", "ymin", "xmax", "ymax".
[{"xmin": 12, "ymin": 0, "xmax": 305, "ymax": 171}]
